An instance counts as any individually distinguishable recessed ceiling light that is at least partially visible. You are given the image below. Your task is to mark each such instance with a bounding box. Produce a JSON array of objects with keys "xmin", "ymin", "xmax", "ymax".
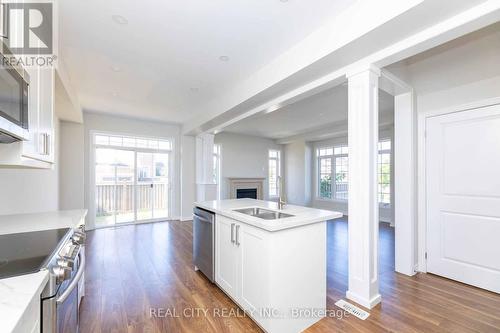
[
  {"xmin": 112, "ymin": 15, "xmax": 128, "ymax": 25},
  {"xmin": 280, "ymin": 0, "xmax": 289, "ymax": 2},
  {"xmin": 111, "ymin": 65, "xmax": 121, "ymax": 72},
  {"xmin": 111, "ymin": 92, "xmax": 118, "ymax": 97},
  {"xmin": 219, "ymin": 55, "xmax": 230, "ymax": 62}
]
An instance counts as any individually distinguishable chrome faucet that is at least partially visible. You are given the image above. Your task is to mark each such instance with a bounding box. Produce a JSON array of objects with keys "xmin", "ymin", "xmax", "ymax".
[{"xmin": 277, "ymin": 176, "xmax": 286, "ymax": 210}]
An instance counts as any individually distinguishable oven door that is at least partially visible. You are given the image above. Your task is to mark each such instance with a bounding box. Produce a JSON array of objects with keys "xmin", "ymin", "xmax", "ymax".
[
  {"xmin": 56, "ymin": 252, "xmax": 85, "ymax": 333},
  {"xmin": 42, "ymin": 250, "xmax": 85, "ymax": 333}
]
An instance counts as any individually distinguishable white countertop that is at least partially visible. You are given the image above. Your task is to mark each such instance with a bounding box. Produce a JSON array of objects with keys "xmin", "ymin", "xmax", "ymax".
[
  {"xmin": 0, "ymin": 209, "xmax": 87, "ymax": 235},
  {"xmin": 0, "ymin": 209, "xmax": 87, "ymax": 333},
  {"xmin": 195, "ymin": 199, "xmax": 342, "ymax": 231}
]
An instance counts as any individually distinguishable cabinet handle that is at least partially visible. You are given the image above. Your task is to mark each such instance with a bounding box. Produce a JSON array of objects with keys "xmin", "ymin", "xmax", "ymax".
[
  {"xmin": 230, "ymin": 223, "xmax": 235, "ymax": 243},
  {"xmin": 235, "ymin": 225, "xmax": 240, "ymax": 246}
]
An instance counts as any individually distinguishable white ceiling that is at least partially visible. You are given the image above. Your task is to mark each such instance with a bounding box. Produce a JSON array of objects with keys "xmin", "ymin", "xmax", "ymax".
[
  {"xmin": 59, "ymin": 0, "xmax": 357, "ymax": 123},
  {"xmin": 223, "ymin": 85, "xmax": 394, "ymax": 139}
]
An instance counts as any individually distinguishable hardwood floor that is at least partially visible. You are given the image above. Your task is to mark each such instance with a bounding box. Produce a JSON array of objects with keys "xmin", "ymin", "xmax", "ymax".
[{"xmin": 80, "ymin": 219, "xmax": 500, "ymax": 333}]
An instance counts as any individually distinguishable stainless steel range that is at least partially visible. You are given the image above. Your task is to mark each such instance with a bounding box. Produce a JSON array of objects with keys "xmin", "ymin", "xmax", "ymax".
[{"xmin": 0, "ymin": 225, "xmax": 86, "ymax": 333}]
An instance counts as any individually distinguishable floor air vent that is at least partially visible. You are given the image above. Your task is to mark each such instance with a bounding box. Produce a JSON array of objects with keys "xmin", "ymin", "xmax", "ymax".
[{"xmin": 334, "ymin": 299, "xmax": 370, "ymax": 320}]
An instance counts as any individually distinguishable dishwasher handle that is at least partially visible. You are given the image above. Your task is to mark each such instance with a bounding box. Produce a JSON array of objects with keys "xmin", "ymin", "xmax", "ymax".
[{"xmin": 193, "ymin": 213, "xmax": 213, "ymax": 224}]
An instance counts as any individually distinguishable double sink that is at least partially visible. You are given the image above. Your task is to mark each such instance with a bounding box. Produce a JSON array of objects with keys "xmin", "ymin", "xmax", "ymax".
[{"xmin": 233, "ymin": 207, "xmax": 294, "ymax": 220}]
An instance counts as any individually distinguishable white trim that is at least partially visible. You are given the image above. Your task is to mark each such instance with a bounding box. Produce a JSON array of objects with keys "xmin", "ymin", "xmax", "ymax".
[{"xmin": 416, "ymin": 96, "xmax": 500, "ymax": 272}]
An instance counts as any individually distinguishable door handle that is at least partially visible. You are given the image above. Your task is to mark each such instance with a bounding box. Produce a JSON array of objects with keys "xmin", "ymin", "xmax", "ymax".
[
  {"xmin": 230, "ymin": 223, "xmax": 235, "ymax": 243},
  {"xmin": 235, "ymin": 225, "xmax": 240, "ymax": 246}
]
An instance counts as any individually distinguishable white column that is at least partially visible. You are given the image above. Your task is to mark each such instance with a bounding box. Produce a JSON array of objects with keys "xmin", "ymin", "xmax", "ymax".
[
  {"xmin": 195, "ymin": 133, "xmax": 217, "ymax": 202},
  {"xmin": 346, "ymin": 65, "xmax": 381, "ymax": 309},
  {"xmin": 394, "ymin": 92, "xmax": 417, "ymax": 276}
]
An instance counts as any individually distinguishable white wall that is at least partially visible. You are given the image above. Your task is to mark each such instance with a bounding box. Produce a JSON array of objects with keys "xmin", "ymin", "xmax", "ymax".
[
  {"xmin": 388, "ymin": 22, "xmax": 500, "ymax": 114},
  {"xmin": 59, "ymin": 121, "xmax": 85, "ymax": 210},
  {"xmin": 82, "ymin": 112, "xmax": 182, "ymax": 228},
  {"xmin": 180, "ymin": 135, "xmax": 196, "ymax": 220},
  {"xmin": 284, "ymin": 140, "xmax": 312, "ymax": 206},
  {"xmin": 214, "ymin": 132, "xmax": 283, "ymax": 201},
  {"xmin": 0, "ymin": 119, "xmax": 60, "ymax": 216},
  {"xmin": 310, "ymin": 127, "xmax": 394, "ymax": 223}
]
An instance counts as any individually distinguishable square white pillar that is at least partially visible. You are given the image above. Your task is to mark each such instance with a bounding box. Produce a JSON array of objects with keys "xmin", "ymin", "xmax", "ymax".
[
  {"xmin": 196, "ymin": 133, "xmax": 217, "ymax": 202},
  {"xmin": 346, "ymin": 65, "xmax": 381, "ymax": 309},
  {"xmin": 394, "ymin": 92, "xmax": 417, "ymax": 276}
]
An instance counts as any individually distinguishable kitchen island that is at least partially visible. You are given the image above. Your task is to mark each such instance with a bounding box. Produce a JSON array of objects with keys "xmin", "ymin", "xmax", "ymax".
[{"xmin": 195, "ymin": 199, "xmax": 342, "ymax": 333}]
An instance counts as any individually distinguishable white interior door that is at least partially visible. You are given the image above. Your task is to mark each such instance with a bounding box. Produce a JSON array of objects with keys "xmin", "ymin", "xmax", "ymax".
[{"xmin": 426, "ymin": 104, "xmax": 500, "ymax": 293}]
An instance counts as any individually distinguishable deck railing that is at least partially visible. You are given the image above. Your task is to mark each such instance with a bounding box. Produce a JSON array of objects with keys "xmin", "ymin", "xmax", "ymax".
[{"xmin": 96, "ymin": 182, "xmax": 168, "ymax": 216}]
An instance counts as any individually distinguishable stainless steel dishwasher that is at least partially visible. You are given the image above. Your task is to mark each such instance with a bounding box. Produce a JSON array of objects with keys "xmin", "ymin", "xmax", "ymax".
[{"xmin": 193, "ymin": 207, "xmax": 215, "ymax": 282}]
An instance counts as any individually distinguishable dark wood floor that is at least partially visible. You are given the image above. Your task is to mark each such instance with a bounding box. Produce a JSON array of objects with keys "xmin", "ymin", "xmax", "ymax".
[{"xmin": 80, "ymin": 219, "xmax": 500, "ymax": 333}]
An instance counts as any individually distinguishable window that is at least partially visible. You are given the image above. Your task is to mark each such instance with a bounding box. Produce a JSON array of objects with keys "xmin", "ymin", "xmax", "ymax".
[
  {"xmin": 213, "ymin": 144, "xmax": 221, "ymax": 199},
  {"xmin": 94, "ymin": 134, "xmax": 172, "ymax": 151},
  {"xmin": 317, "ymin": 145, "xmax": 348, "ymax": 200},
  {"xmin": 378, "ymin": 140, "xmax": 391, "ymax": 206},
  {"xmin": 269, "ymin": 150, "xmax": 281, "ymax": 197}
]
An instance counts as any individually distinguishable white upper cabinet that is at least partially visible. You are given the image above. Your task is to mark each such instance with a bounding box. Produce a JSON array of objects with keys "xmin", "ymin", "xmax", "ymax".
[{"xmin": 0, "ymin": 11, "xmax": 55, "ymax": 168}]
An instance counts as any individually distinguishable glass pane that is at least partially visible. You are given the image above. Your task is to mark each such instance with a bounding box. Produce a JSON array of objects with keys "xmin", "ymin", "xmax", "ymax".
[
  {"xmin": 115, "ymin": 156, "xmax": 135, "ymax": 224},
  {"xmin": 95, "ymin": 164, "xmax": 114, "ymax": 226},
  {"xmin": 95, "ymin": 148, "xmax": 134, "ymax": 226},
  {"xmin": 153, "ymin": 153, "xmax": 169, "ymax": 219},
  {"xmin": 136, "ymin": 139, "xmax": 148, "ymax": 148},
  {"xmin": 123, "ymin": 137, "xmax": 136, "ymax": 148},
  {"xmin": 269, "ymin": 159, "xmax": 277, "ymax": 196},
  {"xmin": 319, "ymin": 157, "xmax": 332, "ymax": 198},
  {"xmin": 137, "ymin": 152, "xmax": 153, "ymax": 221},
  {"xmin": 95, "ymin": 135, "xmax": 109, "ymax": 145},
  {"xmin": 109, "ymin": 136, "xmax": 123, "ymax": 146},
  {"xmin": 148, "ymin": 140, "xmax": 159, "ymax": 149},
  {"xmin": 159, "ymin": 140, "xmax": 172, "ymax": 150}
]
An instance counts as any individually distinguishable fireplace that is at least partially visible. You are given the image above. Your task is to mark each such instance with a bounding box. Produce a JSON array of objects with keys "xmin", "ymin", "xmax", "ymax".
[
  {"xmin": 228, "ymin": 178, "xmax": 264, "ymax": 200},
  {"xmin": 237, "ymin": 188, "xmax": 258, "ymax": 199}
]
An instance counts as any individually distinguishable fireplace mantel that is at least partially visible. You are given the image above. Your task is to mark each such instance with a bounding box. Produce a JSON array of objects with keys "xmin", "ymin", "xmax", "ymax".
[{"xmin": 228, "ymin": 178, "xmax": 265, "ymax": 200}]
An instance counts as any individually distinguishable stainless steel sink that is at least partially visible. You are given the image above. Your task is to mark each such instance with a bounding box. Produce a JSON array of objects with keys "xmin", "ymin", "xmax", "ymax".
[{"xmin": 233, "ymin": 207, "xmax": 294, "ymax": 220}]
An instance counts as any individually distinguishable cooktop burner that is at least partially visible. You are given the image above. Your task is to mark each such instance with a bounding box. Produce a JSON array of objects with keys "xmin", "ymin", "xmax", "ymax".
[{"xmin": 0, "ymin": 228, "xmax": 70, "ymax": 279}]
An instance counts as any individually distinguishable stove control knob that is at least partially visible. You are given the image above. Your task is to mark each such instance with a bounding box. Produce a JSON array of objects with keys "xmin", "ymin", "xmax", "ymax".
[
  {"xmin": 72, "ymin": 231, "xmax": 86, "ymax": 245},
  {"xmin": 53, "ymin": 265, "xmax": 72, "ymax": 284},
  {"xmin": 57, "ymin": 258, "xmax": 74, "ymax": 269}
]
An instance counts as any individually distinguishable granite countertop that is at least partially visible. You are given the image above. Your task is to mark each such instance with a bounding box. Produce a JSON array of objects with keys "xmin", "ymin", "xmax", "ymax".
[
  {"xmin": 195, "ymin": 199, "xmax": 342, "ymax": 231},
  {"xmin": 0, "ymin": 209, "xmax": 87, "ymax": 333}
]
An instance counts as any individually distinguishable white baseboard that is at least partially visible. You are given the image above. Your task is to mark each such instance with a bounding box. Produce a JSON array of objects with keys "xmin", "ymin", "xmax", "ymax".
[{"xmin": 180, "ymin": 216, "xmax": 193, "ymax": 221}]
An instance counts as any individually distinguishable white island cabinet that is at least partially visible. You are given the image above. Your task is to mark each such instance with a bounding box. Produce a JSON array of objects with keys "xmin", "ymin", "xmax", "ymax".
[{"xmin": 196, "ymin": 199, "xmax": 342, "ymax": 333}]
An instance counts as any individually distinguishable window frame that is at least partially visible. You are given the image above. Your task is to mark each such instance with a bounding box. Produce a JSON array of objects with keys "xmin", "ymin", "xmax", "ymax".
[
  {"xmin": 268, "ymin": 149, "xmax": 281, "ymax": 198},
  {"xmin": 316, "ymin": 144, "xmax": 349, "ymax": 201},
  {"xmin": 378, "ymin": 139, "xmax": 392, "ymax": 208},
  {"xmin": 213, "ymin": 144, "xmax": 221, "ymax": 200}
]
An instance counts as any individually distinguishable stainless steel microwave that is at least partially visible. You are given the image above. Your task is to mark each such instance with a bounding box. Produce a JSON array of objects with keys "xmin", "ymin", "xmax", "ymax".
[{"xmin": 0, "ymin": 50, "xmax": 30, "ymax": 143}]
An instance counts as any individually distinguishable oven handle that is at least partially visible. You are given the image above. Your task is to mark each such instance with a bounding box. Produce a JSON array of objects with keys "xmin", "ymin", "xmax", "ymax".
[{"xmin": 56, "ymin": 252, "xmax": 85, "ymax": 305}]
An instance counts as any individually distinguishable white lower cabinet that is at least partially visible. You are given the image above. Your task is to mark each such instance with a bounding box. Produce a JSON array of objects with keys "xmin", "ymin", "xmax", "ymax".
[
  {"xmin": 215, "ymin": 215, "xmax": 239, "ymax": 296},
  {"xmin": 215, "ymin": 214, "xmax": 326, "ymax": 333},
  {"xmin": 215, "ymin": 215, "xmax": 269, "ymax": 318}
]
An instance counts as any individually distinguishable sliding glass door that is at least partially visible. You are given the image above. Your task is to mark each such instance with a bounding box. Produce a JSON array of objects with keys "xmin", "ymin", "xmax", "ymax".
[
  {"xmin": 136, "ymin": 152, "xmax": 170, "ymax": 221},
  {"xmin": 94, "ymin": 134, "xmax": 172, "ymax": 227}
]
